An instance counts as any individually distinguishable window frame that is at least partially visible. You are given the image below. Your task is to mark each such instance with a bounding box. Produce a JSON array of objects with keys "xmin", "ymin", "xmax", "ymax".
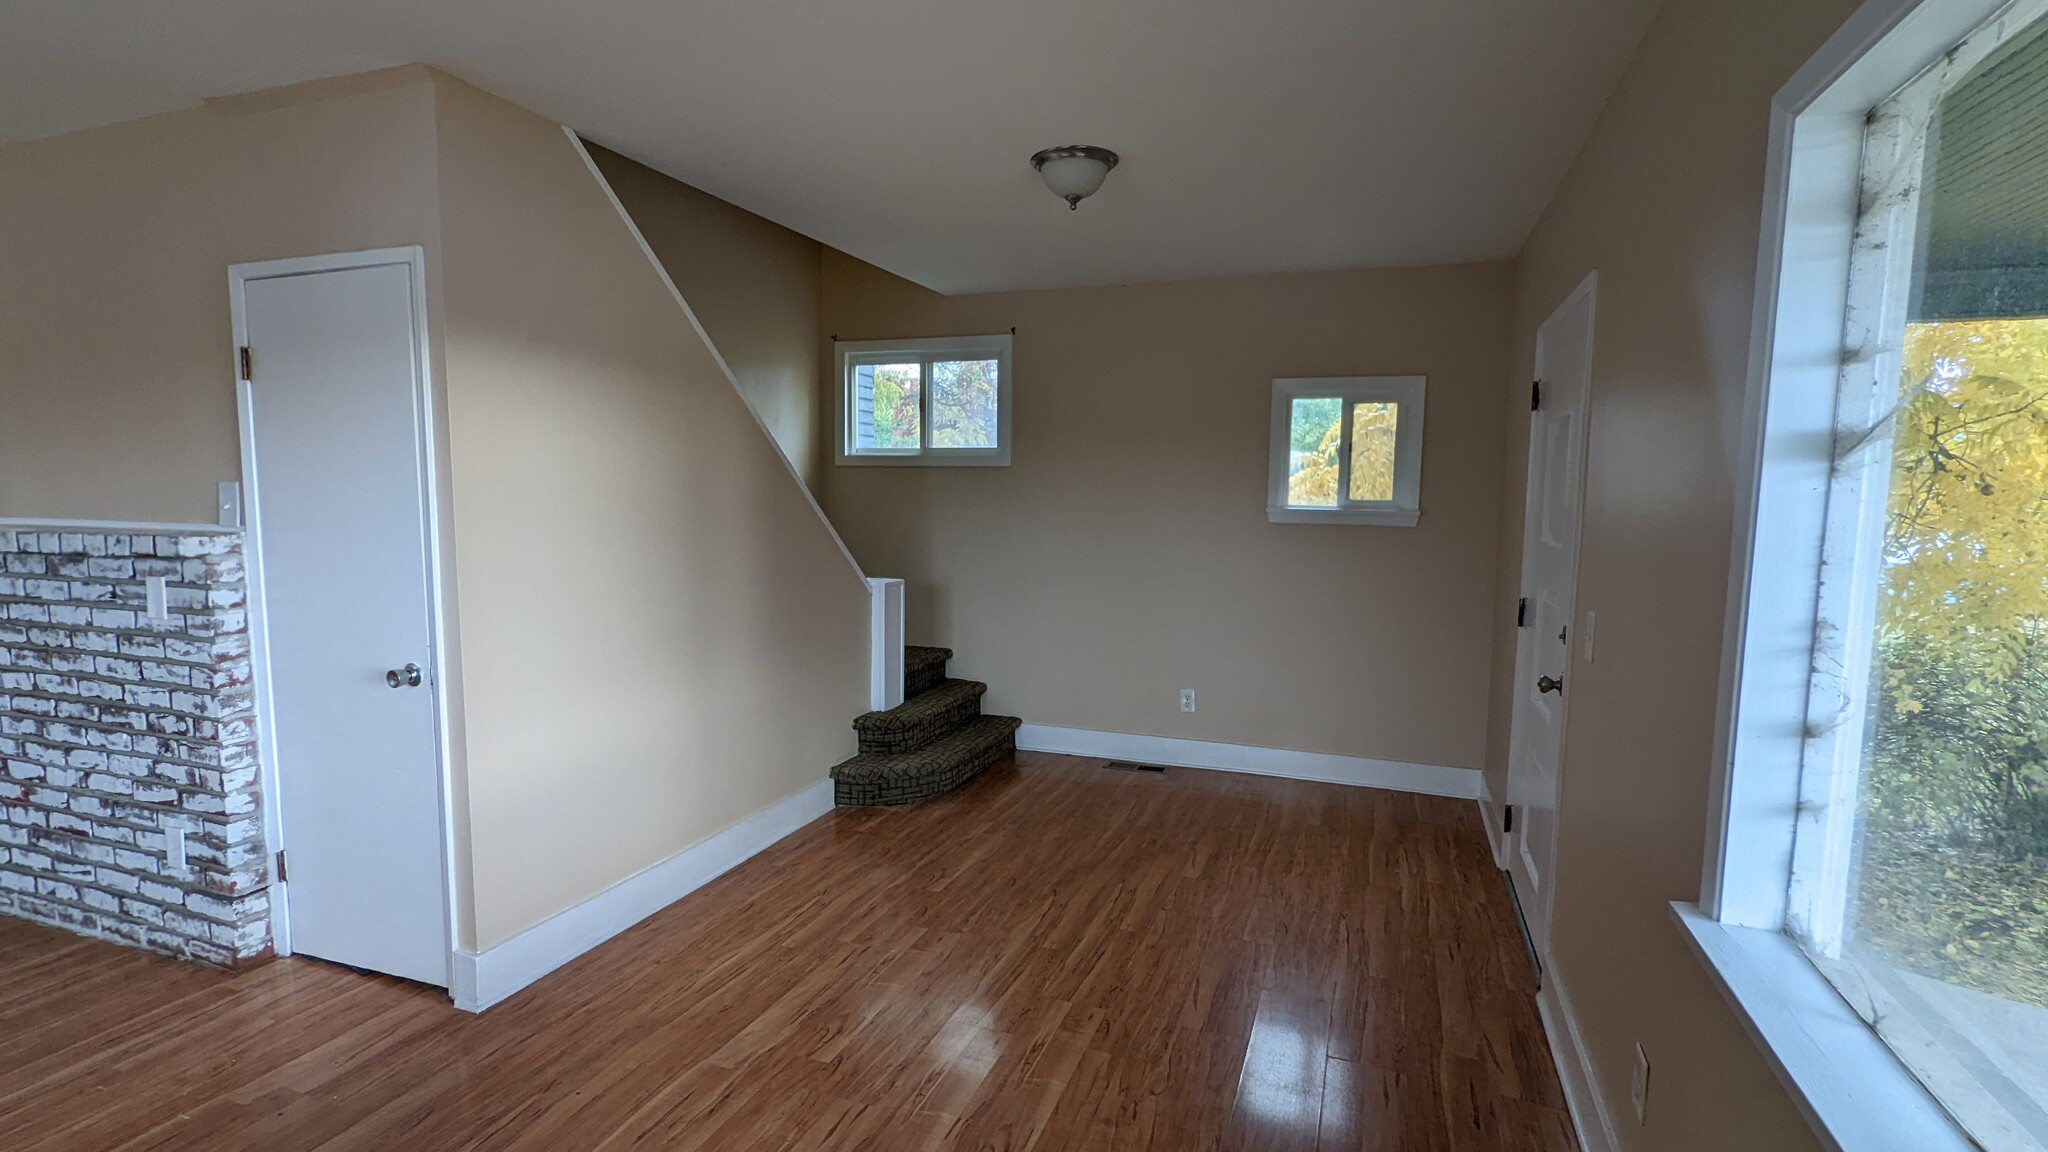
[
  {"xmin": 1265, "ymin": 376, "xmax": 1426, "ymax": 526},
  {"xmin": 1699, "ymin": 0, "xmax": 2048, "ymax": 1148},
  {"xmin": 834, "ymin": 334, "xmax": 1013, "ymax": 467}
]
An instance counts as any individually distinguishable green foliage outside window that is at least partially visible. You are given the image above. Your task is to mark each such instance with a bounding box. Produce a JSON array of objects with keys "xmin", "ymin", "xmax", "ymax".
[
  {"xmin": 869, "ymin": 365, "xmax": 920, "ymax": 449},
  {"xmin": 932, "ymin": 360, "xmax": 998, "ymax": 448}
]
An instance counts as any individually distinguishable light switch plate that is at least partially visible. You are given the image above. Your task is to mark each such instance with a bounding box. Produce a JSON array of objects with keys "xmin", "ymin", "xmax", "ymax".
[
  {"xmin": 1581, "ymin": 610, "xmax": 1598, "ymax": 663},
  {"xmin": 217, "ymin": 481, "xmax": 243, "ymax": 529},
  {"xmin": 146, "ymin": 576, "xmax": 169, "ymax": 620}
]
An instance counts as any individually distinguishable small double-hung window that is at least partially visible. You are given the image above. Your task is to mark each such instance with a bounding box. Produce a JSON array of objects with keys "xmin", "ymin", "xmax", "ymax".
[
  {"xmin": 836, "ymin": 335, "xmax": 1012, "ymax": 466},
  {"xmin": 1266, "ymin": 376, "xmax": 1426, "ymax": 526}
]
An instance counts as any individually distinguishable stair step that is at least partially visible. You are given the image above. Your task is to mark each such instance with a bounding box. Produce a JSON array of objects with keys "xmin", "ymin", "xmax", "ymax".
[
  {"xmin": 903, "ymin": 646, "xmax": 952, "ymax": 698},
  {"xmin": 853, "ymin": 678, "xmax": 987, "ymax": 755},
  {"xmin": 832, "ymin": 714, "xmax": 1022, "ymax": 807}
]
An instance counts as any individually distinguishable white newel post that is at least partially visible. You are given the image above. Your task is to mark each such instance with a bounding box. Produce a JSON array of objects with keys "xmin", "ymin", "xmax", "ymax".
[{"xmin": 867, "ymin": 578, "xmax": 904, "ymax": 712}]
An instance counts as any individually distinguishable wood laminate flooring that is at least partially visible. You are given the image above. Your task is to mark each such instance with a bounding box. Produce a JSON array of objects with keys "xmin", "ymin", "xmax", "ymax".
[{"xmin": 0, "ymin": 751, "xmax": 1575, "ymax": 1150}]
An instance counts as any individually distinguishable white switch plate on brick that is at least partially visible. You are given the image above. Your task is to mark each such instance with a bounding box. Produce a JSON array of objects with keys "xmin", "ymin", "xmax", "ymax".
[
  {"xmin": 146, "ymin": 576, "xmax": 169, "ymax": 619},
  {"xmin": 1179, "ymin": 689, "xmax": 1196, "ymax": 713},
  {"xmin": 165, "ymin": 827, "xmax": 187, "ymax": 872}
]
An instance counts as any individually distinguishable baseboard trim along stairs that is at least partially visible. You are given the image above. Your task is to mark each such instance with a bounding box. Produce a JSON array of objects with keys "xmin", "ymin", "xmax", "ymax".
[
  {"xmin": 451, "ymin": 779, "xmax": 833, "ymax": 1013},
  {"xmin": 1014, "ymin": 724, "xmax": 1481, "ymax": 799},
  {"xmin": 831, "ymin": 646, "xmax": 1022, "ymax": 805}
]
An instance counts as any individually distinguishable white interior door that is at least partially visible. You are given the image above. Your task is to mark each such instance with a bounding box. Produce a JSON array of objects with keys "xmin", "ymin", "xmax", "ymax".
[
  {"xmin": 238, "ymin": 255, "xmax": 450, "ymax": 987},
  {"xmin": 1505, "ymin": 275, "xmax": 1596, "ymax": 965}
]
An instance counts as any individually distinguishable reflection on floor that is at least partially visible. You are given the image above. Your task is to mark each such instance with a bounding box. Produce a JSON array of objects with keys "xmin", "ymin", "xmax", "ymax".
[{"xmin": 0, "ymin": 751, "xmax": 1575, "ymax": 1150}]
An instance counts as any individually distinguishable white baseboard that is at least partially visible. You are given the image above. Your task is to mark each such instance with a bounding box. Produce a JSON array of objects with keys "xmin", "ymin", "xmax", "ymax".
[
  {"xmin": 450, "ymin": 778, "xmax": 834, "ymax": 1013},
  {"xmin": 1014, "ymin": 724, "xmax": 1481, "ymax": 800},
  {"xmin": 1538, "ymin": 965, "xmax": 1623, "ymax": 1152},
  {"xmin": 1477, "ymin": 771, "xmax": 1509, "ymax": 867}
]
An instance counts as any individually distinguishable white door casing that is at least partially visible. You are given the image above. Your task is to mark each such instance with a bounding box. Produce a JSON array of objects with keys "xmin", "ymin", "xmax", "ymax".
[
  {"xmin": 233, "ymin": 249, "xmax": 453, "ymax": 987},
  {"xmin": 1505, "ymin": 273, "xmax": 1597, "ymax": 966}
]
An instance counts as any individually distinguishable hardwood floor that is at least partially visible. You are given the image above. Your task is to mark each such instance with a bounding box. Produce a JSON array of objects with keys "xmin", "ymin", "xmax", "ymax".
[{"xmin": 0, "ymin": 752, "xmax": 1574, "ymax": 1151}]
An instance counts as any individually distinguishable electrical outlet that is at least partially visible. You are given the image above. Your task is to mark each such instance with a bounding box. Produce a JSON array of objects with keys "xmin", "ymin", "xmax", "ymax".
[
  {"xmin": 1630, "ymin": 1041, "xmax": 1650, "ymax": 1124},
  {"xmin": 1178, "ymin": 689, "xmax": 1197, "ymax": 713}
]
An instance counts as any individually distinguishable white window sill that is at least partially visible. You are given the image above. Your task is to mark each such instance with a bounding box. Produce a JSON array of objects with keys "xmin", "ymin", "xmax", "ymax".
[
  {"xmin": 1671, "ymin": 902, "xmax": 1974, "ymax": 1152},
  {"xmin": 836, "ymin": 452, "xmax": 1010, "ymax": 468},
  {"xmin": 1266, "ymin": 507, "xmax": 1419, "ymax": 527}
]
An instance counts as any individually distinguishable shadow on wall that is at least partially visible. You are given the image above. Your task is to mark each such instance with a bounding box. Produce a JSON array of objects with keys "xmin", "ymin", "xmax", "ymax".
[{"xmin": 428, "ymin": 75, "xmax": 871, "ymax": 952}]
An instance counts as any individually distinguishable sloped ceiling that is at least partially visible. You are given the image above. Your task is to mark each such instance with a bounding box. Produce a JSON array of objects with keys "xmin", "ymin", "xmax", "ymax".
[{"xmin": 2, "ymin": 0, "xmax": 1661, "ymax": 294}]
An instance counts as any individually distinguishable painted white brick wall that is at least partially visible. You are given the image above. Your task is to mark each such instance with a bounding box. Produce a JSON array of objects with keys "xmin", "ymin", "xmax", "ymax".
[{"xmin": 0, "ymin": 526, "xmax": 269, "ymax": 967}]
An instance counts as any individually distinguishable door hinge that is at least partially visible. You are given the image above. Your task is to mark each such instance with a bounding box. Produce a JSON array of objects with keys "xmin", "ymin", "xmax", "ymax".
[
  {"xmin": 275, "ymin": 849, "xmax": 288, "ymax": 883},
  {"xmin": 239, "ymin": 346, "xmax": 253, "ymax": 382},
  {"xmin": 1504, "ymin": 804, "xmax": 1515, "ymax": 834},
  {"xmin": 1531, "ymin": 379, "xmax": 1542, "ymax": 411},
  {"xmin": 1517, "ymin": 597, "xmax": 1530, "ymax": 627}
]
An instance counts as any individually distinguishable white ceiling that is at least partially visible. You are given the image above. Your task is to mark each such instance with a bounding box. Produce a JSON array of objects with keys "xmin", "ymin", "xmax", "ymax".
[{"xmin": 3, "ymin": 0, "xmax": 1661, "ymax": 295}]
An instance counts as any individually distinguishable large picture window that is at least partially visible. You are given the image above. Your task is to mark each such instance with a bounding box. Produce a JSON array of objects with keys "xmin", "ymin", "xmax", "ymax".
[{"xmin": 1763, "ymin": 4, "xmax": 2048, "ymax": 1147}]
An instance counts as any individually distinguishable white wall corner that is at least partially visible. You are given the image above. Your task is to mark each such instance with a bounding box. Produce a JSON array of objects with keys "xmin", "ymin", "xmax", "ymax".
[
  {"xmin": 1014, "ymin": 724, "xmax": 1482, "ymax": 800},
  {"xmin": 449, "ymin": 778, "xmax": 834, "ymax": 1013},
  {"xmin": 1538, "ymin": 966, "xmax": 1623, "ymax": 1152}
]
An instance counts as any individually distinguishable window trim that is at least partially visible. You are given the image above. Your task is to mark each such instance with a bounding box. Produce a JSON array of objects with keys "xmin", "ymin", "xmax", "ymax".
[
  {"xmin": 834, "ymin": 334, "xmax": 1013, "ymax": 467},
  {"xmin": 1673, "ymin": 903, "xmax": 1976, "ymax": 1152},
  {"xmin": 1700, "ymin": 0, "xmax": 2045, "ymax": 1148},
  {"xmin": 1265, "ymin": 376, "xmax": 1425, "ymax": 526}
]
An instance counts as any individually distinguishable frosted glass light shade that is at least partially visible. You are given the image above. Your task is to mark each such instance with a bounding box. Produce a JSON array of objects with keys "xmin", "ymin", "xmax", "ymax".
[{"xmin": 1031, "ymin": 145, "xmax": 1119, "ymax": 209}]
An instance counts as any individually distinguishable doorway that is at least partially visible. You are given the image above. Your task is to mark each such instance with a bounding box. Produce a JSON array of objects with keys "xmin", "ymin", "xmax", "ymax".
[
  {"xmin": 232, "ymin": 248, "xmax": 453, "ymax": 987},
  {"xmin": 1505, "ymin": 273, "xmax": 1597, "ymax": 968}
]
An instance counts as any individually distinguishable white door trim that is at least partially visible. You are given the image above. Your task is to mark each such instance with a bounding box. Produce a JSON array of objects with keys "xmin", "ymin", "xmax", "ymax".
[
  {"xmin": 1504, "ymin": 269, "xmax": 1598, "ymax": 966},
  {"xmin": 229, "ymin": 246, "xmax": 460, "ymax": 987}
]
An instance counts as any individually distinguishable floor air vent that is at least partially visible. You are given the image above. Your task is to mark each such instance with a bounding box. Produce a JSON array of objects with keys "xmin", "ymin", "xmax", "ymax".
[{"xmin": 1103, "ymin": 760, "xmax": 1168, "ymax": 772}]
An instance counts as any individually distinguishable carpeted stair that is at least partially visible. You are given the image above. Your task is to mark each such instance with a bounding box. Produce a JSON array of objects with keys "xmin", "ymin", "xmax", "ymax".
[{"xmin": 831, "ymin": 646, "xmax": 1021, "ymax": 806}]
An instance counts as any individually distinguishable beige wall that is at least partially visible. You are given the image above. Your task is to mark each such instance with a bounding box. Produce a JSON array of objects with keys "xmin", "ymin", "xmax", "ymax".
[
  {"xmin": 585, "ymin": 145, "xmax": 827, "ymax": 488},
  {"xmin": 1483, "ymin": 0, "xmax": 1861, "ymax": 1147},
  {"xmin": 819, "ymin": 253, "xmax": 1512, "ymax": 770},
  {"xmin": 1, "ymin": 68, "xmax": 870, "ymax": 954},
  {"xmin": 430, "ymin": 76, "xmax": 869, "ymax": 950},
  {"xmin": 0, "ymin": 70, "xmax": 444, "ymax": 524}
]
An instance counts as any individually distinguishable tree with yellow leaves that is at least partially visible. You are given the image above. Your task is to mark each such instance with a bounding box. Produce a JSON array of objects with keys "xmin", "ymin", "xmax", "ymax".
[
  {"xmin": 1286, "ymin": 401, "xmax": 1399, "ymax": 506},
  {"xmin": 1871, "ymin": 318, "xmax": 2048, "ymax": 855}
]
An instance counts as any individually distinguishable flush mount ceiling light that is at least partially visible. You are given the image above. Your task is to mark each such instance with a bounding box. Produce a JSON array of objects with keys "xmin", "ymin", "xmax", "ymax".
[{"xmin": 1031, "ymin": 145, "xmax": 1120, "ymax": 210}]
